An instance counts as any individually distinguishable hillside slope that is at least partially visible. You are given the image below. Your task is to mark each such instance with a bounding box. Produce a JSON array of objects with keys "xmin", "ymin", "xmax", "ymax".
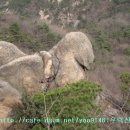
[{"xmin": 0, "ymin": 1, "xmax": 130, "ymax": 129}]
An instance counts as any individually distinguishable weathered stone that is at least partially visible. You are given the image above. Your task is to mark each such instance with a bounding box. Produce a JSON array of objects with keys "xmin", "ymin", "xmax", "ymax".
[
  {"xmin": 48, "ymin": 32, "xmax": 94, "ymax": 87},
  {"xmin": 39, "ymin": 51, "xmax": 53, "ymax": 79},
  {"xmin": 0, "ymin": 32, "xmax": 95, "ymax": 129},
  {"xmin": 0, "ymin": 32, "xmax": 94, "ymax": 90},
  {"xmin": 0, "ymin": 41, "xmax": 26, "ymax": 66},
  {"xmin": 0, "ymin": 103, "xmax": 12, "ymax": 130},
  {"xmin": 0, "ymin": 54, "xmax": 44, "ymax": 93},
  {"xmin": 0, "ymin": 79, "xmax": 20, "ymax": 100},
  {"xmin": 0, "ymin": 79, "xmax": 21, "ymax": 130}
]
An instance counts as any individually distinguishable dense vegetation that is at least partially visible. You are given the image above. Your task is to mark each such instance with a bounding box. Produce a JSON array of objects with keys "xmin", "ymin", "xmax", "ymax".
[
  {"xmin": 9, "ymin": 80, "xmax": 102, "ymax": 130},
  {"xmin": 0, "ymin": 23, "xmax": 61, "ymax": 52},
  {"xmin": 120, "ymin": 72, "xmax": 130, "ymax": 93},
  {"xmin": 119, "ymin": 72, "xmax": 130, "ymax": 112},
  {"xmin": 9, "ymin": 0, "xmax": 32, "ymax": 16}
]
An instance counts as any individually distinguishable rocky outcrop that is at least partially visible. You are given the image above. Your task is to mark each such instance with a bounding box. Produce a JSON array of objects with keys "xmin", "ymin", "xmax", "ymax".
[
  {"xmin": 0, "ymin": 54, "xmax": 44, "ymax": 93},
  {"xmin": 47, "ymin": 32, "xmax": 94, "ymax": 87},
  {"xmin": 0, "ymin": 103, "xmax": 12, "ymax": 130},
  {"xmin": 0, "ymin": 32, "xmax": 94, "ymax": 129},
  {"xmin": 0, "ymin": 32, "xmax": 94, "ymax": 91},
  {"xmin": 39, "ymin": 51, "xmax": 53, "ymax": 79},
  {"xmin": 0, "ymin": 79, "xmax": 20, "ymax": 101},
  {"xmin": 0, "ymin": 41, "xmax": 26, "ymax": 66},
  {"xmin": 0, "ymin": 54, "xmax": 44, "ymax": 130},
  {"xmin": 0, "ymin": 79, "xmax": 21, "ymax": 130}
]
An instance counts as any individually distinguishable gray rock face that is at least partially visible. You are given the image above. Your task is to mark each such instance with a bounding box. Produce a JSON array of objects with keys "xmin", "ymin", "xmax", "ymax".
[
  {"xmin": 0, "ymin": 32, "xmax": 95, "ymax": 92},
  {"xmin": 48, "ymin": 32, "xmax": 94, "ymax": 87},
  {"xmin": 0, "ymin": 54, "xmax": 44, "ymax": 93},
  {"xmin": 0, "ymin": 79, "xmax": 20, "ymax": 100},
  {"xmin": 0, "ymin": 41, "xmax": 26, "ymax": 66},
  {"xmin": 0, "ymin": 79, "xmax": 21, "ymax": 130},
  {"xmin": 0, "ymin": 32, "xmax": 94, "ymax": 91},
  {"xmin": 0, "ymin": 47, "xmax": 44, "ymax": 130},
  {"xmin": 0, "ymin": 79, "xmax": 21, "ymax": 109},
  {"xmin": 0, "ymin": 54, "xmax": 44, "ymax": 130}
]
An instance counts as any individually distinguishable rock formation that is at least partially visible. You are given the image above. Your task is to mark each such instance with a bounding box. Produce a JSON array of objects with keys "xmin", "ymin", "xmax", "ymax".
[
  {"xmin": 0, "ymin": 79, "xmax": 20, "ymax": 101},
  {"xmin": 0, "ymin": 54, "xmax": 44, "ymax": 93},
  {"xmin": 0, "ymin": 32, "xmax": 94, "ymax": 92},
  {"xmin": 0, "ymin": 41, "xmax": 26, "ymax": 66},
  {"xmin": 43, "ymin": 32, "xmax": 94, "ymax": 87},
  {"xmin": 0, "ymin": 79, "xmax": 21, "ymax": 130},
  {"xmin": 0, "ymin": 32, "xmax": 94, "ymax": 130}
]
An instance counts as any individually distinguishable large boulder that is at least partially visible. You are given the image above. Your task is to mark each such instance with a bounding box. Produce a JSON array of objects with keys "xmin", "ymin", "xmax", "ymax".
[
  {"xmin": 0, "ymin": 32, "xmax": 94, "ymax": 90},
  {"xmin": 0, "ymin": 79, "xmax": 21, "ymax": 130},
  {"xmin": 0, "ymin": 32, "xmax": 94, "ymax": 129},
  {"xmin": 40, "ymin": 32, "xmax": 94, "ymax": 87},
  {"xmin": 0, "ymin": 54, "xmax": 44, "ymax": 93},
  {"xmin": 0, "ymin": 41, "xmax": 26, "ymax": 66},
  {"xmin": 0, "ymin": 103, "xmax": 12, "ymax": 130},
  {"xmin": 0, "ymin": 79, "xmax": 20, "ymax": 101}
]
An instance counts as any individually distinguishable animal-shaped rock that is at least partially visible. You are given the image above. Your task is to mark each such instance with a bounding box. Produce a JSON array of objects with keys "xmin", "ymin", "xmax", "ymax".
[
  {"xmin": 40, "ymin": 32, "xmax": 94, "ymax": 87},
  {"xmin": 0, "ymin": 32, "xmax": 94, "ymax": 129},
  {"xmin": 0, "ymin": 32, "xmax": 94, "ymax": 91}
]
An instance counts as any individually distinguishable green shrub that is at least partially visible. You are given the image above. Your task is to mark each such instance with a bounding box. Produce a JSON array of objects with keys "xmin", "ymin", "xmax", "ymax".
[
  {"xmin": 32, "ymin": 124, "xmax": 45, "ymax": 130},
  {"xmin": 112, "ymin": 0, "xmax": 130, "ymax": 4},
  {"xmin": 85, "ymin": 21, "xmax": 97, "ymax": 33},
  {"xmin": 9, "ymin": 0, "xmax": 31, "ymax": 15},
  {"xmin": 120, "ymin": 72, "xmax": 130, "ymax": 92},
  {"xmin": 111, "ymin": 31, "xmax": 123, "ymax": 40},
  {"xmin": 37, "ymin": 23, "xmax": 61, "ymax": 46},
  {"xmin": 95, "ymin": 31, "xmax": 112, "ymax": 52},
  {"xmin": 32, "ymin": 80, "xmax": 102, "ymax": 130},
  {"xmin": 119, "ymin": 63, "xmax": 125, "ymax": 67},
  {"xmin": 111, "ymin": 25, "xmax": 130, "ymax": 41},
  {"xmin": 123, "ymin": 25, "xmax": 130, "ymax": 38},
  {"xmin": 10, "ymin": 91, "xmax": 42, "ymax": 130},
  {"xmin": 120, "ymin": 72, "xmax": 130, "ymax": 107},
  {"xmin": 9, "ymin": 23, "xmax": 24, "ymax": 43},
  {"xmin": 37, "ymin": 24, "xmax": 50, "ymax": 34},
  {"xmin": 10, "ymin": 80, "xmax": 102, "ymax": 130},
  {"xmin": 0, "ymin": 23, "xmax": 61, "ymax": 52},
  {"xmin": 123, "ymin": 48, "xmax": 130, "ymax": 56}
]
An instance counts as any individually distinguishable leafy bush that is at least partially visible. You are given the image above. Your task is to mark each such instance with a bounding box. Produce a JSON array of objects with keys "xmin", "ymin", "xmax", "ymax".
[
  {"xmin": 9, "ymin": 0, "xmax": 31, "ymax": 15},
  {"xmin": 123, "ymin": 48, "xmax": 130, "ymax": 56},
  {"xmin": 95, "ymin": 31, "xmax": 112, "ymax": 52},
  {"xmin": 120, "ymin": 72, "xmax": 130, "ymax": 107},
  {"xmin": 37, "ymin": 24, "xmax": 50, "ymax": 34},
  {"xmin": 85, "ymin": 21, "xmax": 97, "ymax": 34},
  {"xmin": 0, "ymin": 23, "xmax": 61, "ymax": 52},
  {"xmin": 111, "ymin": 31, "xmax": 123, "ymax": 40},
  {"xmin": 37, "ymin": 23, "xmax": 61, "ymax": 46},
  {"xmin": 120, "ymin": 72, "xmax": 130, "ymax": 92},
  {"xmin": 10, "ymin": 80, "xmax": 102, "ymax": 130},
  {"xmin": 32, "ymin": 124, "xmax": 45, "ymax": 130},
  {"xmin": 9, "ymin": 23, "xmax": 24, "ymax": 43},
  {"xmin": 112, "ymin": 0, "xmax": 130, "ymax": 4},
  {"xmin": 111, "ymin": 25, "xmax": 130, "ymax": 41},
  {"xmin": 123, "ymin": 25, "xmax": 130, "ymax": 38}
]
